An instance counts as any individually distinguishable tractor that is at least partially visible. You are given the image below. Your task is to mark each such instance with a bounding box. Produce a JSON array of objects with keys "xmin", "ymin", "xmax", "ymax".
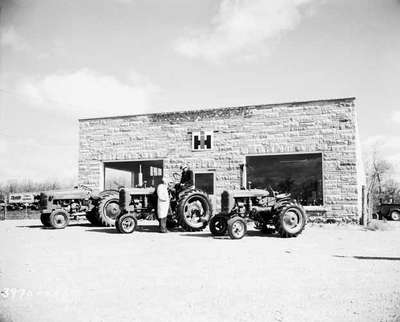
[
  {"xmin": 115, "ymin": 174, "xmax": 213, "ymax": 233},
  {"xmin": 209, "ymin": 188, "xmax": 306, "ymax": 239},
  {"xmin": 39, "ymin": 185, "xmax": 120, "ymax": 229}
]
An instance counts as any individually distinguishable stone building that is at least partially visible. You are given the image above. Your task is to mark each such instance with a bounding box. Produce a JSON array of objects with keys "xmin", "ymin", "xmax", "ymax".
[{"xmin": 78, "ymin": 97, "xmax": 364, "ymax": 219}]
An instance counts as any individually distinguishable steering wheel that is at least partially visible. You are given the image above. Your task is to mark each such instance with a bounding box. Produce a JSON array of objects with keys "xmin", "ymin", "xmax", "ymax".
[
  {"xmin": 267, "ymin": 185, "xmax": 277, "ymax": 197},
  {"xmin": 172, "ymin": 172, "xmax": 181, "ymax": 182}
]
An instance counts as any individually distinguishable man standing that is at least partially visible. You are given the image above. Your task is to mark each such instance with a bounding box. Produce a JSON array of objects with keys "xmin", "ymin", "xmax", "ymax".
[
  {"xmin": 157, "ymin": 177, "xmax": 170, "ymax": 233},
  {"xmin": 180, "ymin": 164, "xmax": 194, "ymax": 190}
]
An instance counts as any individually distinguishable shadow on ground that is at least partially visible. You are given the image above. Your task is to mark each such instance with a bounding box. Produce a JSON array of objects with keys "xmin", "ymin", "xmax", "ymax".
[
  {"xmin": 333, "ymin": 255, "xmax": 400, "ymax": 261},
  {"xmin": 85, "ymin": 225, "xmax": 181, "ymax": 234},
  {"xmin": 17, "ymin": 223, "xmax": 93, "ymax": 229},
  {"xmin": 179, "ymin": 230, "xmax": 280, "ymax": 239}
]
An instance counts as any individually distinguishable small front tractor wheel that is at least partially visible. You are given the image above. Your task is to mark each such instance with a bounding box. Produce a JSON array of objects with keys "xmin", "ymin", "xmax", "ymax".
[
  {"xmin": 116, "ymin": 213, "xmax": 137, "ymax": 234},
  {"xmin": 49, "ymin": 210, "xmax": 70, "ymax": 229},
  {"xmin": 275, "ymin": 204, "xmax": 306, "ymax": 238},
  {"xmin": 40, "ymin": 212, "xmax": 51, "ymax": 227},
  {"xmin": 227, "ymin": 217, "xmax": 247, "ymax": 239},
  {"xmin": 390, "ymin": 210, "xmax": 400, "ymax": 221},
  {"xmin": 97, "ymin": 195, "xmax": 121, "ymax": 227},
  {"xmin": 209, "ymin": 215, "xmax": 228, "ymax": 236},
  {"xmin": 115, "ymin": 214, "xmax": 122, "ymax": 233}
]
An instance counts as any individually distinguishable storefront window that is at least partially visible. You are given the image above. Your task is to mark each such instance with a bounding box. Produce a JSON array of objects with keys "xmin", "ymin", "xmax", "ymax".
[
  {"xmin": 246, "ymin": 153, "xmax": 323, "ymax": 206},
  {"xmin": 104, "ymin": 160, "xmax": 163, "ymax": 190}
]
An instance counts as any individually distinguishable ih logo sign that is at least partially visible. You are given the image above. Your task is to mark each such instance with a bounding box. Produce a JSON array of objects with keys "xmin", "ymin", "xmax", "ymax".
[{"xmin": 192, "ymin": 131, "xmax": 213, "ymax": 151}]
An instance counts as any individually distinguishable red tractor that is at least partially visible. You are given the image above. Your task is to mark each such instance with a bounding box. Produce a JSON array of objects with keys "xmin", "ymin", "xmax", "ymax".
[
  {"xmin": 39, "ymin": 186, "xmax": 120, "ymax": 229},
  {"xmin": 209, "ymin": 188, "xmax": 307, "ymax": 239},
  {"xmin": 115, "ymin": 179, "xmax": 213, "ymax": 234}
]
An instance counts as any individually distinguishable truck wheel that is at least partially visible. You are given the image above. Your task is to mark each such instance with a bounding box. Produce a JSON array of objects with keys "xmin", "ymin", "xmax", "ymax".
[
  {"xmin": 116, "ymin": 214, "xmax": 137, "ymax": 234},
  {"xmin": 49, "ymin": 210, "xmax": 70, "ymax": 229},
  {"xmin": 227, "ymin": 217, "xmax": 247, "ymax": 239},
  {"xmin": 97, "ymin": 195, "xmax": 120, "ymax": 227},
  {"xmin": 177, "ymin": 190, "xmax": 212, "ymax": 232},
  {"xmin": 275, "ymin": 205, "xmax": 306, "ymax": 238},
  {"xmin": 40, "ymin": 213, "xmax": 51, "ymax": 227},
  {"xmin": 390, "ymin": 210, "xmax": 400, "ymax": 221},
  {"xmin": 209, "ymin": 215, "xmax": 228, "ymax": 236}
]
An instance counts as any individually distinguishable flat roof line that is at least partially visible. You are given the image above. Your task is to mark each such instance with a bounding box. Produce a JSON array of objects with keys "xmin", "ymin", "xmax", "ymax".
[{"xmin": 78, "ymin": 96, "xmax": 356, "ymax": 122}]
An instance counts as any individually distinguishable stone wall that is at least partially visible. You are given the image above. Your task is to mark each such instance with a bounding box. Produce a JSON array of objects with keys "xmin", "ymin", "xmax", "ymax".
[{"xmin": 79, "ymin": 97, "xmax": 362, "ymax": 218}]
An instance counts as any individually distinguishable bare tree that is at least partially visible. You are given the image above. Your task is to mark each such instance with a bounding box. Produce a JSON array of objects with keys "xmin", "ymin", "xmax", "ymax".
[
  {"xmin": 365, "ymin": 147, "xmax": 393, "ymax": 217},
  {"xmin": 0, "ymin": 178, "xmax": 76, "ymax": 196}
]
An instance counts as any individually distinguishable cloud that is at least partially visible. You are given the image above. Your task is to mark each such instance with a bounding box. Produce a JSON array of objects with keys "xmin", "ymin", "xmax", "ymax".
[
  {"xmin": 393, "ymin": 111, "xmax": 400, "ymax": 124},
  {"xmin": 362, "ymin": 135, "xmax": 400, "ymax": 181},
  {"xmin": 175, "ymin": 0, "xmax": 321, "ymax": 62},
  {"xmin": 0, "ymin": 138, "xmax": 8, "ymax": 155},
  {"xmin": 16, "ymin": 69, "xmax": 159, "ymax": 118},
  {"xmin": 0, "ymin": 26, "xmax": 29, "ymax": 51},
  {"xmin": 0, "ymin": 138, "xmax": 77, "ymax": 182}
]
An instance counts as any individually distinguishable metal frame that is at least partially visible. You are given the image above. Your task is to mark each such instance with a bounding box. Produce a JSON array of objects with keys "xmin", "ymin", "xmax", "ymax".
[
  {"xmin": 243, "ymin": 151, "xmax": 325, "ymax": 206},
  {"xmin": 193, "ymin": 170, "xmax": 216, "ymax": 196}
]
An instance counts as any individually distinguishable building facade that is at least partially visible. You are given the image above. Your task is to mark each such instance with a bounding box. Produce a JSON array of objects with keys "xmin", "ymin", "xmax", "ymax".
[{"xmin": 78, "ymin": 97, "xmax": 364, "ymax": 220}]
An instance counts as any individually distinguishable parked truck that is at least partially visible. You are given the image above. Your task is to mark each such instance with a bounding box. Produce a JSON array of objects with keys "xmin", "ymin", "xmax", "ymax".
[
  {"xmin": 376, "ymin": 202, "xmax": 400, "ymax": 221},
  {"xmin": 7, "ymin": 193, "xmax": 40, "ymax": 210}
]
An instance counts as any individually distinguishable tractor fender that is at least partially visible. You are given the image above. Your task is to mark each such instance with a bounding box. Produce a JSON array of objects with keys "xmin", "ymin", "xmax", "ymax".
[{"xmin": 275, "ymin": 200, "xmax": 293, "ymax": 211}]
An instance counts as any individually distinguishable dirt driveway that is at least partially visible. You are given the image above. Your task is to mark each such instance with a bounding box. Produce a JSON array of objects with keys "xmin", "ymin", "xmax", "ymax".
[{"xmin": 1, "ymin": 219, "xmax": 400, "ymax": 322}]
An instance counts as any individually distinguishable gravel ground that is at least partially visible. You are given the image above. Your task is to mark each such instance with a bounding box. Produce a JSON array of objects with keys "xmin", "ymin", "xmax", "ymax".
[{"xmin": 0, "ymin": 219, "xmax": 400, "ymax": 322}]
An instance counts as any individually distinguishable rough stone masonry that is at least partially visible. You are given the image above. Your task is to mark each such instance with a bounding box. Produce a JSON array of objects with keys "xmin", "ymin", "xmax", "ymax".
[{"xmin": 78, "ymin": 97, "xmax": 364, "ymax": 219}]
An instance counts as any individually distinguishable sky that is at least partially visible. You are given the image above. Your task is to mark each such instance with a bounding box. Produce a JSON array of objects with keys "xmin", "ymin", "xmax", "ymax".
[{"xmin": 0, "ymin": 0, "xmax": 399, "ymax": 183}]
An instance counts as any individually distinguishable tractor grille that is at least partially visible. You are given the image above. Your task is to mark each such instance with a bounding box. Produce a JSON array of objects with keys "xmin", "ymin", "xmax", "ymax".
[
  {"xmin": 119, "ymin": 189, "xmax": 127, "ymax": 211},
  {"xmin": 39, "ymin": 193, "xmax": 48, "ymax": 210}
]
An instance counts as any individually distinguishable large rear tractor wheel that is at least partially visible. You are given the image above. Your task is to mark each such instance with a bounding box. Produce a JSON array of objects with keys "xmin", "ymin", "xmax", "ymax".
[
  {"xmin": 40, "ymin": 212, "xmax": 51, "ymax": 227},
  {"xmin": 209, "ymin": 215, "xmax": 228, "ymax": 236},
  {"xmin": 49, "ymin": 210, "xmax": 70, "ymax": 229},
  {"xmin": 97, "ymin": 195, "xmax": 120, "ymax": 227},
  {"xmin": 275, "ymin": 205, "xmax": 306, "ymax": 238},
  {"xmin": 227, "ymin": 217, "xmax": 247, "ymax": 239},
  {"xmin": 116, "ymin": 213, "xmax": 137, "ymax": 234},
  {"xmin": 177, "ymin": 190, "xmax": 212, "ymax": 232}
]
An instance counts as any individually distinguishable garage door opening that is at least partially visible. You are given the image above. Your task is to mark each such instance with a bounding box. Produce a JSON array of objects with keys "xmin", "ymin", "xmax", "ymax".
[
  {"xmin": 104, "ymin": 160, "xmax": 163, "ymax": 190},
  {"xmin": 246, "ymin": 153, "xmax": 323, "ymax": 206}
]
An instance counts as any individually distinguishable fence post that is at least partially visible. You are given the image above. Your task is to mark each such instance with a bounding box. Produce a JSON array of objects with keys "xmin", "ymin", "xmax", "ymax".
[
  {"xmin": 0, "ymin": 199, "xmax": 6, "ymax": 221},
  {"xmin": 361, "ymin": 185, "xmax": 367, "ymax": 226}
]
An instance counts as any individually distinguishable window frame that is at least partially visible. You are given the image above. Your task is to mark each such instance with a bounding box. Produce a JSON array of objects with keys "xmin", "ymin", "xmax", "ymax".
[
  {"xmin": 193, "ymin": 171, "xmax": 216, "ymax": 196},
  {"xmin": 244, "ymin": 152, "xmax": 324, "ymax": 206}
]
